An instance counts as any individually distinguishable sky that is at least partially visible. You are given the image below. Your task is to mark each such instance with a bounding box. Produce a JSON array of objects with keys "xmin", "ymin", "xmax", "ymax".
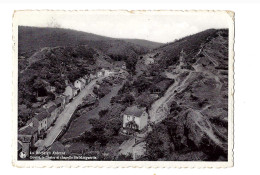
[{"xmin": 15, "ymin": 11, "xmax": 232, "ymax": 43}]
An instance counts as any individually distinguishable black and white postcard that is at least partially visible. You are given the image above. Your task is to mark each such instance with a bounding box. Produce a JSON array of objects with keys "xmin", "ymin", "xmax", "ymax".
[{"xmin": 12, "ymin": 10, "xmax": 234, "ymax": 168}]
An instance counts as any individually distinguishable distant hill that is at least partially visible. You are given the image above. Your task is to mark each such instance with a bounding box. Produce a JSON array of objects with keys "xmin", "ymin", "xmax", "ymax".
[
  {"xmin": 122, "ymin": 38, "xmax": 163, "ymax": 50},
  {"xmin": 18, "ymin": 26, "xmax": 111, "ymax": 55},
  {"xmin": 18, "ymin": 26, "xmax": 161, "ymax": 58}
]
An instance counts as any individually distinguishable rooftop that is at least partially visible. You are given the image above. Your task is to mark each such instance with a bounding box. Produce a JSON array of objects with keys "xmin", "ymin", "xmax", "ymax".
[
  {"xmin": 35, "ymin": 111, "xmax": 48, "ymax": 121},
  {"xmin": 44, "ymin": 101, "xmax": 56, "ymax": 109},
  {"xmin": 19, "ymin": 125, "xmax": 38, "ymax": 135},
  {"xmin": 47, "ymin": 104, "xmax": 57, "ymax": 113},
  {"xmin": 124, "ymin": 106, "xmax": 146, "ymax": 117},
  {"xmin": 54, "ymin": 97, "xmax": 63, "ymax": 105}
]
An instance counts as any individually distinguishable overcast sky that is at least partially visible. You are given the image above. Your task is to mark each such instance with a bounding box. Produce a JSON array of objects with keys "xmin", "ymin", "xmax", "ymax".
[{"xmin": 15, "ymin": 11, "xmax": 232, "ymax": 43}]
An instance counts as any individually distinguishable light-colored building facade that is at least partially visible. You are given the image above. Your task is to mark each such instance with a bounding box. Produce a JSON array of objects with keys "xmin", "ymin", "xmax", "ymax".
[
  {"xmin": 18, "ymin": 125, "xmax": 38, "ymax": 157},
  {"xmin": 97, "ymin": 71, "xmax": 103, "ymax": 77},
  {"xmin": 74, "ymin": 79, "xmax": 85, "ymax": 91},
  {"xmin": 122, "ymin": 106, "xmax": 148, "ymax": 134},
  {"xmin": 35, "ymin": 111, "xmax": 48, "ymax": 134},
  {"xmin": 64, "ymin": 85, "xmax": 78, "ymax": 101},
  {"xmin": 145, "ymin": 57, "xmax": 155, "ymax": 65}
]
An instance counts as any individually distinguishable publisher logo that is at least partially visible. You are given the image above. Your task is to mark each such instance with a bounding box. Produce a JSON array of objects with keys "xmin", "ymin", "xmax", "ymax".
[{"xmin": 19, "ymin": 151, "xmax": 27, "ymax": 159}]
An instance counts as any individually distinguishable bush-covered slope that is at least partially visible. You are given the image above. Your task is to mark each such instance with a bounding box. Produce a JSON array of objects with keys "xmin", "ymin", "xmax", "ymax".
[
  {"xmin": 18, "ymin": 45, "xmax": 101, "ymax": 128},
  {"xmin": 143, "ymin": 29, "xmax": 229, "ymax": 161}
]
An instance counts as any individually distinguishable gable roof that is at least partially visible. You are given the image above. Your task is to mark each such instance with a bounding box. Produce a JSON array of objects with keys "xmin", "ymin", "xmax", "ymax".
[
  {"xmin": 47, "ymin": 104, "xmax": 57, "ymax": 113},
  {"xmin": 26, "ymin": 117, "xmax": 40, "ymax": 128},
  {"xmin": 124, "ymin": 106, "xmax": 146, "ymax": 117},
  {"xmin": 35, "ymin": 111, "xmax": 48, "ymax": 121},
  {"xmin": 19, "ymin": 125, "xmax": 38, "ymax": 135},
  {"xmin": 44, "ymin": 101, "xmax": 56, "ymax": 109},
  {"xmin": 54, "ymin": 97, "xmax": 63, "ymax": 105}
]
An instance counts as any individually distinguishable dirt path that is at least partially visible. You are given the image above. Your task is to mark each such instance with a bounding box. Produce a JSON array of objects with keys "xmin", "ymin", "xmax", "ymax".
[
  {"xmin": 149, "ymin": 70, "xmax": 191, "ymax": 123},
  {"xmin": 119, "ymin": 41, "xmax": 227, "ymax": 157}
]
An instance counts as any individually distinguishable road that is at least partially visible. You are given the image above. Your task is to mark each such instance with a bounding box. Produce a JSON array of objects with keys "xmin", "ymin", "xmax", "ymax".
[
  {"xmin": 37, "ymin": 75, "xmax": 110, "ymax": 151},
  {"xmin": 61, "ymin": 81, "xmax": 124, "ymax": 139}
]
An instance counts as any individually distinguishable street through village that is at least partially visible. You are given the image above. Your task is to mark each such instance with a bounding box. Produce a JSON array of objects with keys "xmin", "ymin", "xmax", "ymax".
[{"xmin": 37, "ymin": 75, "xmax": 111, "ymax": 151}]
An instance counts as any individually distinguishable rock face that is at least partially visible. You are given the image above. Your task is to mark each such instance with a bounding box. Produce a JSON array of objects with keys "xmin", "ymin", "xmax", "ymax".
[{"xmin": 144, "ymin": 29, "xmax": 229, "ymax": 161}]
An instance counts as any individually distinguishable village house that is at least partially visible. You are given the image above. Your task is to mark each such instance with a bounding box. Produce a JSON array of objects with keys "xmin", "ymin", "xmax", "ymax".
[
  {"xmin": 31, "ymin": 104, "xmax": 59, "ymax": 132},
  {"xmin": 54, "ymin": 97, "xmax": 65, "ymax": 114},
  {"xmin": 83, "ymin": 75, "xmax": 91, "ymax": 84},
  {"xmin": 72, "ymin": 86, "xmax": 79, "ymax": 97},
  {"xmin": 45, "ymin": 85, "xmax": 56, "ymax": 93},
  {"xmin": 31, "ymin": 102, "xmax": 42, "ymax": 108},
  {"xmin": 63, "ymin": 84, "xmax": 78, "ymax": 102},
  {"xmin": 96, "ymin": 70, "xmax": 104, "ymax": 77},
  {"xmin": 55, "ymin": 94, "xmax": 66, "ymax": 109},
  {"xmin": 74, "ymin": 79, "xmax": 85, "ymax": 91},
  {"xmin": 122, "ymin": 106, "xmax": 148, "ymax": 134},
  {"xmin": 34, "ymin": 111, "xmax": 48, "ymax": 137},
  {"xmin": 114, "ymin": 61, "xmax": 126, "ymax": 70},
  {"xmin": 46, "ymin": 104, "xmax": 58, "ymax": 128},
  {"xmin": 101, "ymin": 68, "xmax": 110, "ymax": 76},
  {"xmin": 36, "ymin": 96, "xmax": 48, "ymax": 103},
  {"xmin": 18, "ymin": 125, "xmax": 38, "ymax": 157},
  {"xmin": 145, "ymin": 57, "xmax": 155, "ymax": 65},
  {"xmin": 43, "ymin": 100, "xmax": 56, "ymax": 109}
]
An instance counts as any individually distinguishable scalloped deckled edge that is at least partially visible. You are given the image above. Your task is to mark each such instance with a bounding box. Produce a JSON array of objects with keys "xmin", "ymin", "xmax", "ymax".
[{"xmin": 12, "ymin": 10, "xmax": 234, "ymax": 168}]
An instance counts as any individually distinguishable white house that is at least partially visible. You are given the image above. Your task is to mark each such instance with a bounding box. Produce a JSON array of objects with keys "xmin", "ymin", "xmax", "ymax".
[
  {"xmin": 114, "ymin": 61, "xmax": 126, "ymax": 70},
  {"xmin": 74, "ymin": 79, "xmax": 85, "ymax": 91},
  {"xmin": 96, "ymin": 70, "xmax": 103, "ymax": 77},
  {"xmin": 35, "ymin": 111, "xmax": 48, "ymax": 135},
  {"xmin": 122, "ymin": 106, "xmax": 148, "ymax": 134},
  {"xmin": 145, "ymin": 57, "xmax": 155, "ymax": 65},
  {"xmin": 46, "ymin": 104, "xmax": 58, "ymax": 128},
  {"xmin": 101, "ymin": 68, "xmax": 110, "ymax": 76},
  {"xmin": 64, "ymin": 85, "xmax": 78, "ymax": 102}
]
